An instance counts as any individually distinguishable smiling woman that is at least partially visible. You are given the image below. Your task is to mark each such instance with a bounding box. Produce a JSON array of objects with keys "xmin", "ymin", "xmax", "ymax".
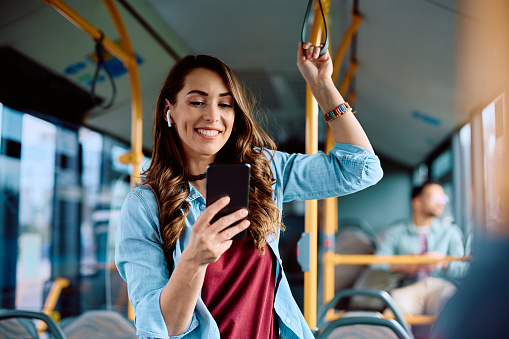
[
  {"xmin": 164, "ymin": 68, "xmax": 236, "ymax": 168},
  {"xmin": 115, "ymin": 46, "xmax": 383, "ymax": 338}
]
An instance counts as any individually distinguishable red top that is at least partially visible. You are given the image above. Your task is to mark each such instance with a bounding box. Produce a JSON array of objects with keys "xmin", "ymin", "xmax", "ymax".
[{"xmin": 202, "ymin": 235, "xmax": 277, "ymax": 338}]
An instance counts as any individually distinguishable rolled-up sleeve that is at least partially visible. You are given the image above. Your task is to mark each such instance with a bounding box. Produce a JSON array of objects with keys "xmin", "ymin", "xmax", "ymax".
[
  {"xmin": 270, "ymin": 143, "xmax": 383, "ymax": 202},
  {"xmin": 115, "ymin": 188, "xmax": 198, "ymax": 338}
]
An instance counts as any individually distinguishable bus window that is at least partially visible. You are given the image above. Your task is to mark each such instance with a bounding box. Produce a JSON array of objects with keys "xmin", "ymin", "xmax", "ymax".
[
  {"xmin": 17, "ymin": 114, "xmax": 57, "ymax": 311},
  {"xmin": 456, "ymin": 123, "xmax": 473, "ymax": 237},
  {"xmin": 482, "ymin": 94, "xmax": 505, "ymax": 233}
]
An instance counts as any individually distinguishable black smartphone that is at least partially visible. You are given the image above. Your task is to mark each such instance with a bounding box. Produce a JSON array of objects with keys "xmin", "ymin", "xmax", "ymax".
[{"xmin": 206, "ymin": 163, "xmax": 251, "ymax": 240}]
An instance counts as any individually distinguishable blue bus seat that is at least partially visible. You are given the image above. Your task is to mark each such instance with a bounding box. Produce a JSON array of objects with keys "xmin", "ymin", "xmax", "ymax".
[
  {"xmin": 316, "ymin": 289, "xmax": 414, "ymax": 339},
  {"xmin": 316, "ymin": 315, "xmax": 412, "ymax": 339},
  {"xmin": 333, "ymin": 219, "xmax": 379, "ymax": 309},
  {"xmin": 60, "ymin": 310, "xmax": 137, "ymax": 339},
  {"xmin": 0, "ymin": 309, "xmax": 65, "ymax": 339}
]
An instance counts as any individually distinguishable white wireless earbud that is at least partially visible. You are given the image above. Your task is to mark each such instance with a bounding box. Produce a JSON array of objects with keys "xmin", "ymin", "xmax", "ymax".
[{"xmin": 166, "ymin": 109, "xmax": 171, "ymax": 127}]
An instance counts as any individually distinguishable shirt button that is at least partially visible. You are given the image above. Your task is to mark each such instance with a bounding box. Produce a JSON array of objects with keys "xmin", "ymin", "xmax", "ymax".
[{"xmin": 285, "ymin": 318, "xmax": 291, "ymax": 324}]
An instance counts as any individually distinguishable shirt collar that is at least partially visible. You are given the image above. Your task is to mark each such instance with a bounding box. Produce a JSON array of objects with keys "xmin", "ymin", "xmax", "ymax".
[
  {"xmin": 408, "ymin": 217, "xmax": 441, "ymax": 234},
  {"xmin": 186, "ymin": 182, "xmax": 204, "ymax": 203}
]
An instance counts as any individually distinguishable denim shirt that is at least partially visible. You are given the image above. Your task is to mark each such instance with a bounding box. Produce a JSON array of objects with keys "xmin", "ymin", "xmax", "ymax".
[
  {"xmin": 115, "ymin": 143, "xmax": 383, "ymax": 338},
  {"xmin": 372, "ymin": 218, "xmax": 469, "ymax": 282}
]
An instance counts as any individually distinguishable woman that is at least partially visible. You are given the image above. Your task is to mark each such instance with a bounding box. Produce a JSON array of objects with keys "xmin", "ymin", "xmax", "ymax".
[{"xmin": 115, "ymin": 42, "xmax": 383, "ymax": 338}]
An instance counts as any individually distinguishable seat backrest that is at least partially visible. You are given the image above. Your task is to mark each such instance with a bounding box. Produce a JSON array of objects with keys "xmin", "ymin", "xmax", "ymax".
[
  {"xmin": 317, "ymin": 316, "xmax": 412, "ymax": 339},
  {"xmin": 334, "ymin": 227, "xmax": 377, "ymax": 291},
  {"xmin": 316, "ymin": 289, "xmax": 413, "ymax": 339},
  {"xmin": 334, "ymin": 220, "xmax": 378, "ymax": 309},
  {"xmin": 0, "ymin": 316, "xmax": 39, "ymax": 338},
  {"xmin": 0, "ymin": 309, "xmax": 65, "ymax": 339},
  {"xmin": 350, "ymin": 269, "xmax": 405, "ymax": 312},
  {"xmin": 61, "ymin": 310, "xmax": 137, "ymax": 339}
]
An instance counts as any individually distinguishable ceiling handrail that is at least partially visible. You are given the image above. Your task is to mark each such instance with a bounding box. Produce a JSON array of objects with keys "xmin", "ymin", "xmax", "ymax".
[
  {"xmin": 41, "ymin": 0, "xmax": 144, "ymax": 190},
  {"xmin": 41, "ymin": 0, "xmax": 143, "ymax": 321},
  {"xmin": 102, "ymin": 0, "xmax": 144, "ymax": 189},
  {"xmin": 41, "ymin": 0, "xmax": 133, "ymax": 67}
]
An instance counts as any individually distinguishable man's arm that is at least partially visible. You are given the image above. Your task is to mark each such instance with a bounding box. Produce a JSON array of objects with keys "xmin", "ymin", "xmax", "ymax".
[
  {"xmin": 444, "ymin": 226, "xmax": 469, "ymax": 279},
  {"xmin": 373, "ymin": 225, "xmax": 421, "ymax": 275}
]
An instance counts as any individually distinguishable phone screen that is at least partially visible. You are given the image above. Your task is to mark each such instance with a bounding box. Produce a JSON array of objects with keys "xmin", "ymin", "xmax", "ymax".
[{"xmin": 206, "ymin": 163, "xmax": 251, "ymax": 240}]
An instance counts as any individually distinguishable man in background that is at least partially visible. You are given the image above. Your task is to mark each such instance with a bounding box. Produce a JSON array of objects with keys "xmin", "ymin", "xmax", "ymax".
[{"xmin": 373, "ymin": 180, "xmax": 468, "ymax": 315}]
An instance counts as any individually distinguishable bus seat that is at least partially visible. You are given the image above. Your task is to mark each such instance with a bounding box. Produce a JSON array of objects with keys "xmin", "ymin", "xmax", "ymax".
[
  {"xmin": 349, "ymin": 269, "xmax": 405, "ymax": 312},
  {"xmin": 334, "ymin": 219, "xmax": 378, "ymax": 308},
  {"xmin": 0, "ymin": 309, "xmax": 65, "ymax": 338},
  {"xmin": 337, "ymin": 218, "xmax": 379, "ymax": 249},
  {"xmin": 347, "ymin": 221, "xmax": 406, "ymax": 311},
  {"xmin": 316, "ymin": 315, "xmax": 412, "ymax": 339},
  {"xmin": 316, "ymin": 289, "xmax": 413, "ymax": 339},
  {"xmin": 60, "ymin": 310, "xmax": 137, "ymax": 339},
  {"xmin": 0, "ymin": 314, "xmax": 38, "ymax": 338}
]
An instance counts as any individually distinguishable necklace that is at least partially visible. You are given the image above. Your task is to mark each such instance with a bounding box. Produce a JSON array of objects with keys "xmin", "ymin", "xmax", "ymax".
[{"xmin": 185, "ymin": 172, "xmax": 207, "ymax": 181}]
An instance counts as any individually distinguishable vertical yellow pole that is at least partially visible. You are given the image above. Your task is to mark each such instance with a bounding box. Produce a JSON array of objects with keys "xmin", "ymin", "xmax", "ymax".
[
  {"xmin": 322, "ymin": 129, "xmax": 337, "ymax": 307},
  {"xmin": 323, "ymin": 7, "xmax": 362, "ymax": 318},
  {"xmin": 316, "ymin": 0, "xmax": 337, "ymax": 311},
  {"xmin": 303, "ymin": 0, "xmax": 330, "ymax": 329},
  {"xmin": 304, "ymin": 85, "xmax": 318, "ymax": 328}
]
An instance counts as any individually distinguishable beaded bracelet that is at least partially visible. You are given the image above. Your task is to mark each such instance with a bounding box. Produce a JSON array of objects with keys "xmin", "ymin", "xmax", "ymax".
[{"xmin": 323, "ymin": 102, "xmax": 355, "ymax": 122}]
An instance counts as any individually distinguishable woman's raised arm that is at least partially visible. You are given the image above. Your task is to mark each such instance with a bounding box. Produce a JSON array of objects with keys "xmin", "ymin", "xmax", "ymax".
[{"xmin": 297, "ymin": 42, "xmax": 374, "ymax": 153}]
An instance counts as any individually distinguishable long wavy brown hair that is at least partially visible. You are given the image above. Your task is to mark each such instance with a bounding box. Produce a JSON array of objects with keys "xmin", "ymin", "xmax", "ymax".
[{"xmin": 143, "ymin": 55, "xmax": 284, "ymax": 254}]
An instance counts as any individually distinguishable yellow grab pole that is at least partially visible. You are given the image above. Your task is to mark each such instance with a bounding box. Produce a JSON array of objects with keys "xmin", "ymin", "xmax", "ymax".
[
  {"xmin": 102, "ymin": 0, "xmax": 143, "ymax": 320},
  {"xmin": 42, "ymin": 0, "xmax": 144, "ymax": 321},
  {"xmin": 326, "ymin": 309, "xmax": 437, "ymax": 326},
  {"xmin": 303, "ymin": 6, "xmax": 319, "ymax": 327},
  {"xmin": 306, "ymin": 2, "xmax": 321, "ymax": 327},
  {"xmin": 303, "ymin": 0, "xmax": 329, "ymax": 329},
  {"xmin": 304, "ymin": 85, "xmax": 319, "ymax": 329},
  {"xmin": 37, "ymin": 277, "xmax": 70, "ymax": 333},
  {"xmin": 322, "ymin": 119, "xmax": 336, "ymax": 309},
  {"xmin": 41, "ymin": 0, "xmax": 133, "ymax": 67},
  {"xmin": 347, "ymin": 91, "xmax": 358, "ymax": 107},
  {"xmin": 331, "ymin": 12, "xmax": 363, "ymax": 85},
  {"xmin": 323, "ymin": 8, "xmax": 362, "ymax": 310},
  {"xmin": 321, "ymin": 197, "xmax": 337, "ymax": 307},
  {"xmin": 338, "ymin": 60, "xmax": 359, "ymax": 96},
  {"xmin": 42, "ymin": 0, "xmax": 144, "ymax": 189},
  {"xmin": 322, "ymin": 120, "xmax": 335, "ymax": 309},
  {"xmin": 103, "ymin": 0, "xmax": 144, "ymax": 188},
  {"xmin": 331, "ymin": 254, "xmax": 469, "ymax": 265},
  {"xmin": 399, "ymin": 315, "xmax": 437, "ymax": 325}
]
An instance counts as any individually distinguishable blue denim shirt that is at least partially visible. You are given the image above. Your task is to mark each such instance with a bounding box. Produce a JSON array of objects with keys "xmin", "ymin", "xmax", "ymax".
[{"xmin": 115, "ymin": 143, "xmax": 383, "ymax": 338}]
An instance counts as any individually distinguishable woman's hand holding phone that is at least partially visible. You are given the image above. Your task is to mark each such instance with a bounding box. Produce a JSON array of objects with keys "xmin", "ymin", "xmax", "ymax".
[
  {"xmin": 182, "ymin": 196, "xmax": 250, "ymax": 267},
  {"xmin": 161, "ymin": 197, "xmax": 249, "ymax": 335}
]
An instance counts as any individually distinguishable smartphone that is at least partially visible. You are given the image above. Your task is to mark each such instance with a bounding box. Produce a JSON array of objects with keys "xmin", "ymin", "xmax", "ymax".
[{"xmin": 206, "ymin": 163, "xmax": 251, "ymax": 240}]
